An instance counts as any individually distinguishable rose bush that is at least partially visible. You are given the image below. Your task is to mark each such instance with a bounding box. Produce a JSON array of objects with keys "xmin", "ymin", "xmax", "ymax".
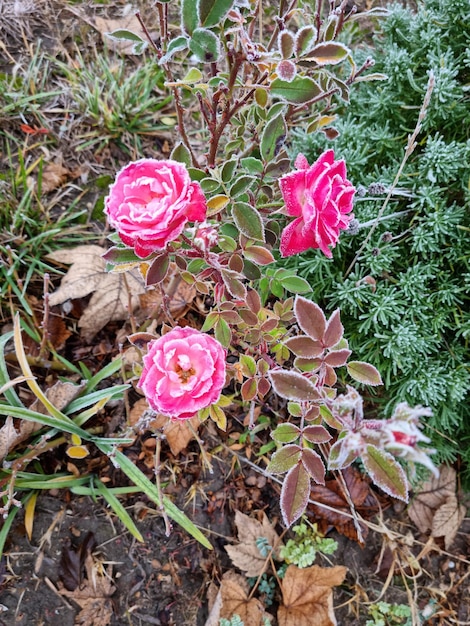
[
  {"xmin": 279, "ymin": 150, "xmax": 356, "ymax": 258},
  {"xmin": 138, "ymin": 326, "xmax": 226, "ymax": 420},
  {"xmin": 104, "ymin": 158, "xmax": 207, "ymax": 258}
]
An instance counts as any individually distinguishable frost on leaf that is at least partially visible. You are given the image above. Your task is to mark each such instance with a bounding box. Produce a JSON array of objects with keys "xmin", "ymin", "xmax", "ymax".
[
  {"xmin": 362, "ymin": 444, "xmax": 408, "ymax": 502},
  {"xmin": 278, "ymin": 564, "xmax": 347, "ymax": 626},
  {"xmin": 47, "ymin": 245, "xmax": 145, "ymax": 340},
  {"xmin": 225, "ymin": 511, "xmax": 283, "ymax": 577},
  {"xmin": 269, "ymin": 370, "xmax": 320, "ymax": 401},
  {"xmin": 280, "ymin": 463, "xmax": 311, "ymax": 527},
  {"xmin": 294, "ymin": 295, "xmax": 326, "ymax": 341}
]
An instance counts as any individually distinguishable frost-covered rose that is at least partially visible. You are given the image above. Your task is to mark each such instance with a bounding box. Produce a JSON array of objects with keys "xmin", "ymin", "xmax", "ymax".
[
  {"xmin": 105, "ymin": 159, "xmax": 207, "ymax": 258},
  {"xmin": 138, "ymin": 327, "xmax": 226, "ymax": 420},
  {"xmin": 279, "ymin": 150, "xmax": 355, "ymax": 258}
]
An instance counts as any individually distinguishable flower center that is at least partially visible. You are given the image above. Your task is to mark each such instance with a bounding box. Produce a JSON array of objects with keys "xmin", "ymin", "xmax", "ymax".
[
  {"xmin": 392, "ymin": 431, "xmax": 416, "ymax": 447},
  {"xmin": 174, "ymin": 356, "xmax": 196, "ymax": 383}
]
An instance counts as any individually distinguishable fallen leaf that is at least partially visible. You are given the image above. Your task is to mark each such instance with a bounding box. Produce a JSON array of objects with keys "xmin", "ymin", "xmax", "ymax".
[
  {"xmin": 431, "ymin": 495, "xmax": 466, "ymax": 550},
  {"xmin": 408, "ymin": 465, "xmax": 457, "ymax": 533},
  {"xmin": 129, "ymin": 398, "xmax": 201, "ymax": 456},
  {"xmin": 210, "ymin": 571, "xmax": 267, "ymax": 626},
  {"xmin": 225, "ymin": 510, "xmax": 283, "ymax": 577},
  {"xmin": 40, "ymin": 162, "xmax": 70, "ymax": 193},
  {"xmin": 138, "ymin": 270, "xmax": 197, "ymax": 322},
  {"xmin": 0, "ymin": 416, "xmax": 40, "ymax": 462},
  {"xmin": 31, "ymin": 380, "xmax": 86, "ymax": 416},
  {"xmin": 47, "ymin": 245, "xmax": 145, "ymax": 340},
  {"xmin": 60, "ymin": 551, "xmax": 115, "ymax": 626},
  {"xmin": 59, "ymin": 531, "xmax": 96, "ymax": 591},
  {"xmin": 278, "ymin": 564, "xmax": 347, "ymax": 626}
]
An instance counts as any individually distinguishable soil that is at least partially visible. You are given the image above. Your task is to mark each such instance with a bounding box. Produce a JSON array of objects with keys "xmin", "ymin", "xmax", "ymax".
[{"xmin": 0, "ymin": 2, "xmax": 469, "ymax": 625}]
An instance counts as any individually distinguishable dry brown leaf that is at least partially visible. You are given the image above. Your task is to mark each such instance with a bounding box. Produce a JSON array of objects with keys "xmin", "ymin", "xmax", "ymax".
[
  {"xmin": 40, "ymin": 162, "xmax": 70, "ymax": 193},
  {"xmin": 138, "ymin": 272, "xmax": 197, "ymax": 322},
  {"xmin": 216, "ymin": 571, "xmax": 266, "ymax": 625},
  {"xmin": 408, "ymin": 465, "xmax": 458, "ymax": 533},
  {"xmin": 431, "ymin": 495, "xmax": 466, "ymax": 550},
  {"xmin": 278, "ymin": 564, "xmax": 347, "ymax": 626},
  {"xmin": 31, "ymin": 380, "xmax": 86, "ymax": 416},
  {"xmin": 60, "ymin": 554, "xmax": 115, "ymax": 626},
  {"xmin": 47, "ymin": 245, "xmax": 145, "ymax": 340},
  {"xmin": 129, "ymin": 398, "xmax": 200, "ymax": 455},
  {"xmin": 0, "ymin": 416, "xmax": 40, "ymax": 462},
  {"xmin": 225, "ymin": 510, "xmax": 283, "ymax": 578}
]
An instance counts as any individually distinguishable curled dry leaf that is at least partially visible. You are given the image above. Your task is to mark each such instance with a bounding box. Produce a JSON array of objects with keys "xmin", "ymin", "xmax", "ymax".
[
  {"xmin": 408, "ymin": 465, "xmax": 458, "ymax": 533},
  {"xmin": 431, "ymin": 495, "xmax": 466, "ymax": 550},
  {"xmin": 204, "ymin": 571, "xmax": 268, "ymax": 626},
  {"xmin": 47, "ymin": 245, "xmax": 145, "ymax": 341},
  {"xmin": 40, "ymin": 162, "xmax": 71, "ymax": 193},
  {"xmin": 278, "ymin": 564, "xmax": 347, "ymax": 626},
  {"xmin": 225, "ymin": 510, "xmax": 283, "ymax": 577},
  {"xmin": 0, "ymin": 416, "xmax": 40, "ymax": 462},
  {"xmin": 129, "ymin": 398, "xmax": 200, "ymax": 456}
]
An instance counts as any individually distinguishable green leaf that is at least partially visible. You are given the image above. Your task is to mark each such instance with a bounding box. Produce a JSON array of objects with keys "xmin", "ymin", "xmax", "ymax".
[
  {"xmin": 215, "ymin": 317, "xmax": 231, "ymax": 347},
  {"xmin": 198, "ymin": 0, "xmax": 235, "ymax": 28},
  {"xmin": 101, "ymin": 246, "xmax": 142, "ymax": 266},
  {"xmin": 301, "ymin": 42, "xmax": 350, "ymax": 66},
  {"xmin": 160, "ymin": 35, "xmax": 189, "ymax": 63},
  {"xmin": 179, "ymin": 67, "xmax": 204, "ymax": 84},
  {"xmin": 269, "ymin": 370, "xmax": 320, "ymax": 402},
  {"xmin": 346, "ymin": 361, "xmax": 383, "ymax": 386},
  {"xmin": 271, "ymin": 424, "xmax": 301, "ymax": 444},
  {"xmin": 181, "ymin": 0, "xmax": 198, "ymax": 35},
  {"xmin": 170, "ymin": 141, "xmax": 192, "ymax": 167},
  {"xmin": 189, "ymin": 28, "xmax": 220, "ymax": 63},
  {"xmin": 94, "ymin": 478, "xmax": 144, "ymax": 543},
  {"xmin": 240, "ymin": 354, "xmax": 257, "ymax": 377},
  {"xmin": 229, "ymin": 175, "xmax": 256, "ymax": 198},
  {"xmin": 105, "ymin": 29, "xmax": 148, "ymax": 55},
  {"xmin": 241, "ymin": 157, "xmax": 264, "ymax": 175},
  {"xmin": 232, "ymin": 202, "xmax": 265, "ymax": 241},
  {"xmin": 260, "ymin": 113, "xmax": 287, "ymax": 163},
  {"xmin": 95, "ymin": 444, "xmax": 213, "ymax": 549},
  {"xmin": 362, "ymin": 445, "xmax": 409, "ymax": 502},
  {"xmin": 271, "ymin": 76, "xmax": 321, "ymax": 104},
  {"xmin": 267, "ymin": 444, "xmax": 301, "ymax": 473},
  {"xmin": 278, "ymin": 275, "xmax": 311, "ymax": 294}
]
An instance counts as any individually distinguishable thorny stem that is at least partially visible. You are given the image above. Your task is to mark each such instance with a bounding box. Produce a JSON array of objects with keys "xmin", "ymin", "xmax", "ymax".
[
  {"xmin": 135, "ymin": 12, "xmax": 200, "ymax": 168},
  {"xmin": 344, "ymin": 70, "xmax": 435, "ymax": 278}
]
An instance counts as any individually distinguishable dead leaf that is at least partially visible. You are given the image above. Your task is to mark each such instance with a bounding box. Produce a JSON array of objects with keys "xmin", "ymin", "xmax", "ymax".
[
  {"xmin": 408, "ymin": 465, "xmax": 457, "ymax": 533},
  {"xmin": 59, "ymin": 552, "xmax": 115, "ymax": 626},
  {"xmin": 225, "ymin": 510, "xmax": 283, "ymax": 578},
  {"xmin": 130, "ymin": 398, "xmax": 201, "ymax": 456},
  {"xmin": 207, "ymin": 571, "xmax": 266, "ymax": 626},
  {"xmin": 278, "ymin": 564, "xmax": 347, "ymax": 626},
  {"xmin": 40, "ymin": 162, "xmax": 70, "ymax": 193},
  {"xmin": 31, "ymin": 380, "xmax": 86, "ymax": 416},
  {"xmin": 138, "ymin": 270, "xmax": 197, "ymax": 322},
  {"xmin": 47, "ymin": 245, "xmax": 145, "ymax": 340},
  {"xmin": 59, "ymin": 531, "xmax": 96, "ymax": 591},
  {"xmin": 431, "ymin": 495, "xmax": 466, "ymax": 550},
  {"xmin": 0, "ymin": 416, "xmax": 40, "ymax": 462}
]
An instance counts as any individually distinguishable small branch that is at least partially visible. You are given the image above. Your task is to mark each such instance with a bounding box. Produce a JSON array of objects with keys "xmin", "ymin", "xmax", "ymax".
[{"xmin": 344, "ymin": 71, "xmax": 435, "ymax": 279}]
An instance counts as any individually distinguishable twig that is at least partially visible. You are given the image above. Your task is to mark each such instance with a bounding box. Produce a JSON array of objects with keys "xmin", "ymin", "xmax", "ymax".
[{"xmin": 344, "ymin": 70, "xmax": 435, "ymax": 279}]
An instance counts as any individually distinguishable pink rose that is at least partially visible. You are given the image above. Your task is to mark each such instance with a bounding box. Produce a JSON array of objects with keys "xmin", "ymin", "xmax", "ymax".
[
  {"xmin": 105, "ymin": 159, "xmax": 207, "ymax": 258},
  {"xmin": 138, "ymin": 327, "xmax": 226, "ymax": 420},
  {"xmin": 279, "ymin": 150, "xmax": 355, "ymax": 258}
]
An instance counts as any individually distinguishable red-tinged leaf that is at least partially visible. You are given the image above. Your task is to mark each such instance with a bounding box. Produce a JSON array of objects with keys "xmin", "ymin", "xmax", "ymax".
[
  {"xmin": 323, "ymin": 309, "xmax": 343, "ymax": 348},
  {"xmin": 347, "ymin": 361, "xmax": 383, "ymax": 386},
  {"xmin": 241, "ymin": 377, "xmax": 258, "ymax": 402},
  {"xmin": 361, "ymin": 444, "xmax": 409, "ymax": 502},
  {"xmin": 284, "ymin": 336, "xmax": 323, "ymax": 358},
  {"xmin": 277, "ymin": 59, "xmax": 297, "ymax": 82},
  {"xmin": 302, "ymin": 425, "xmax": 332, "ymax": 444},
  {"xmin": 221, "ymin": 269, "xmax": 247, "ymax": 300},
  {"xmin": 305, "ymin": 406, "xmax": 321, "ymax": 423},
  {"xmin": 301, "ymin": 41, "xmax": 350, "ymax": 66},
  {"xmin": 294, "ymin": 295, "xmax": 326, "ymax": 340},
  {"xmin": 269, "ymin": 370, "xmax": 320, "ymax": 402},
  {"xmin": 245, "ymin": 289, "xmax": 261, "ymax": 314},
  {"xmin": 243, "ymin": 246, "xmax": 275, "ymax": 266},
  {"xmin": 272, "ymin": 423, "xmax": 301, "ymax": 444},
  {"xmin": 257, "ymin": 376, "xmax": 271, "ymax": 397},
  {"xmin": 215, "ymin": 317, "xmax": 231, "ymax": 347},
  {"xmin": 279, "ymin": 30, "xmax": 294, "ymax": 59},
  {"xmin": 219, "ymin": 310, "xmax": 243, "ymax": 324},
  {"xmin": 239, "ymin": 309, "xmax": 259, "ymax": 326},
  {"xmin": 146, "ymin": 253, "xmax": 170, "ymax": 286},
  {"xmin": 267, "ymin": 444, "xmax": 301, "ymax": 474},
  {"xmin": 280, "ymin": 463, "xmax": 310, "ymax": 527},
  {"xmin": 301, "ymin": 448, "xmax": 325, "ymax": 485},
  {"xmin": 328, "ymin": 437, "xmax": 360, "ymax": 470},
  {"xmin": 323, "ymin": 348, "xmax": 351, "ymax": 367},
  {"xmin": 324, "ymin": 364, "xmax": 337, "ymax": 387},
  {"xmin": 261, "ymin": 113, "xmax": 287, "ymax": 163}
]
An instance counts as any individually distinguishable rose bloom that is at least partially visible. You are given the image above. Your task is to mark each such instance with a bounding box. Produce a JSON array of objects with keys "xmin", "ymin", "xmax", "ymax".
[
  {"xmin": 279, "ymin": 150, "xmax": 355, "ymax": 258},
  {"xmin": 105, "ymin": 159, "xmax": 207, "ymax": 258},
  {"xmin": 138, "ymin": 327, "xmax": 226, "ymax": 420}
]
